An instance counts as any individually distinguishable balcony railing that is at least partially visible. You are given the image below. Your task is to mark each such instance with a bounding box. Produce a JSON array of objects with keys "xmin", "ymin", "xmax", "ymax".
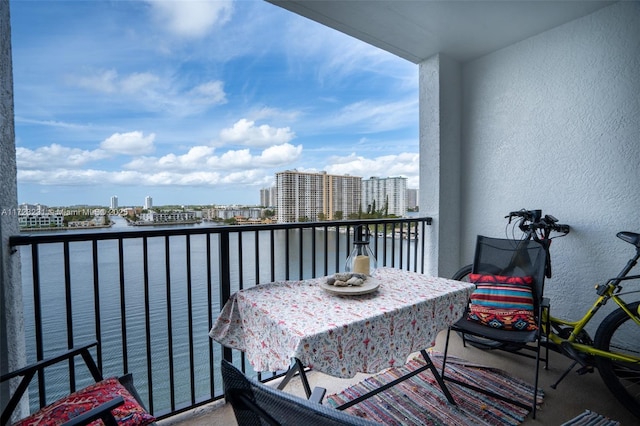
[{"xmin": 8, "ymin": 217, "xmax": 431, "ymax": 420}]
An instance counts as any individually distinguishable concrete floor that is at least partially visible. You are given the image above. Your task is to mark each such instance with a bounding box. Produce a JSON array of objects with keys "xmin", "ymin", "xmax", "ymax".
[{"xmin": 159, "ymin": 331, "xmax": 637, "ymax": 425}]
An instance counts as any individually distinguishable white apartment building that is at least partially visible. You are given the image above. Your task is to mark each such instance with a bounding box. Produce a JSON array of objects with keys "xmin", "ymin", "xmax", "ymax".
[
  {"xmin": 276, "ymin": 170, "xmax": 362, "ymax": 223},
  {"xmin": 17, "ymin": 203, "xmax": 64, "ymax": 228},
  {"xmin": 144, "ymin": 196, "xmax": 153, "ymax": 210},
  {"xmin": 110, "ymin": 196, "xmax": 118, "ymax": 210},
  {"xmin": 406, "ymin": 188, "xmax": 418, "ymax": 210},
  {"xmin": 362, "ymin": 176, "xmax": 408, "ymax": 217},
  {"xmin": 260, "ymin": 187, "xmax": 277, "ymax": 207},
  {"xmin": 207, "ymin": 207, "xmax": 264, "ymax": 220},
  {"xmin": 139, "ymin": 211, "xmax": 197, "ymax": 223}
]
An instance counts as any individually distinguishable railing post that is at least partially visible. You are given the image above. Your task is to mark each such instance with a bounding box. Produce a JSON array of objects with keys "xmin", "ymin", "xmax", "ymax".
[{"xmin": 218, "ymin": 230, "xmax": 232, "ymax": 361}]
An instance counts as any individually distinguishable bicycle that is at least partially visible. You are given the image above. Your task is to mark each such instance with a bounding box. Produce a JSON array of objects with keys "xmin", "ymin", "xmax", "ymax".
[{"xmin": 452, "ymin": 209, "xmax": 640, "ymax": 418}]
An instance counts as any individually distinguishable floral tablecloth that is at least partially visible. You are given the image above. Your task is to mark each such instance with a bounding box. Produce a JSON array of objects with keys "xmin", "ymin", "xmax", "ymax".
[{"xmin": 209, "ymin": 267, "xmax": 475, "ymax": 378}]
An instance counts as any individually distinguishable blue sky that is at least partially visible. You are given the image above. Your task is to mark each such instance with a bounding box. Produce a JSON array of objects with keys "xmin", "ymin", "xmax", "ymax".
[{"xmin": 11, "ymin": 0, "xmax": 418, "ymax": 207}]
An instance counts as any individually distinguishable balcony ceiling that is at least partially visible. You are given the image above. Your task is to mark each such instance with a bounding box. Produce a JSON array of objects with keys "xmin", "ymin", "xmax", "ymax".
[{"xmin": 267, "ymin": 0, "xmax": 615, "ymax": 63}]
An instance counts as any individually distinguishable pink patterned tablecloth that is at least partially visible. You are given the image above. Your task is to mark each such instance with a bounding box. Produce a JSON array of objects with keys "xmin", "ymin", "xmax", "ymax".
[{"xmin": 209, "ymin": 267, "xmax": 475, "ymax": 378}]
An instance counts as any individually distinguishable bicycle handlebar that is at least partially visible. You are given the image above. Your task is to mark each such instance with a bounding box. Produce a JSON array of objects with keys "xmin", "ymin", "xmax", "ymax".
[{"xmin": 506, "ymin": 209, "xmax": 570, "ymax": 235}]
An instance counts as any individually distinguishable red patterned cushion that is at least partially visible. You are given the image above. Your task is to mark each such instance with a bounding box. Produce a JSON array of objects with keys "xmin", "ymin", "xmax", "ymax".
[
  {"xmin": 14, "ymin": 377, "xmax": 155, "ymax": 426},
  {"xmin": 466, "ymin": 274, "xmax": 537, "ymax": 331}
]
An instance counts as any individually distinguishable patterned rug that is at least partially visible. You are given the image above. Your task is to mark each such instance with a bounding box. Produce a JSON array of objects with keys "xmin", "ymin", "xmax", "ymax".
[
  {"xmin": 560, "ymin": 410, "xmax": 620, "ymax": 426},
  {"xmin": 326, "ymin": 353, "xmax": 543, "ymax": 426}
]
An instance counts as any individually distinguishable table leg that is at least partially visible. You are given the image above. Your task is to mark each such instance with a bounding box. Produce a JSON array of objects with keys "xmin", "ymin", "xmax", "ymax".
[
  {"xmin": 336, "ymin": 350, "xmax": 457, "ymax": 410},
  {"xmin": 419, "ymin": 349, "xmax": 456, "ymax": 404},
  {"xmin": 276, "ymin": 358, "xmax": 312, "ymax": 399}
]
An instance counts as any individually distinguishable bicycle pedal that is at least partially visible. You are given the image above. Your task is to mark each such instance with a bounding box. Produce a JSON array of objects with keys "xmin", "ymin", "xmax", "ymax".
[{"xmin": 576, "ymin": 366, "xmax": 594, "ymax": 375}]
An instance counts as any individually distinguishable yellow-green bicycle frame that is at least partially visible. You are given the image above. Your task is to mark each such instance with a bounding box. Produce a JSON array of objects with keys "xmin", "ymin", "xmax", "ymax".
[{"xmin": 542, "ymin": 282, "xmax": 640, "ymax": 364}]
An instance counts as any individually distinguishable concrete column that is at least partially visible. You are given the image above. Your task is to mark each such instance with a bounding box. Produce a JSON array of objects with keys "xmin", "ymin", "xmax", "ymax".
[
  {"xmin": 1, "ymin": 0, "xmax": 26, "ymax": 419},
  {"xmin": 419, "ymin": 54, "xmax": 462, "ymax": 278}
]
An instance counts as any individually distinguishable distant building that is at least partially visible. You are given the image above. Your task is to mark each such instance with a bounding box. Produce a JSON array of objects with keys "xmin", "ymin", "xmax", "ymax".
[
  {"xmin": 260, "ymin": 187, "xmax": 277, "ymax": 207},
  {"xmin": 110, "ymin": 195, "xmax": 118, "ymax": 210},
  {"xmin": 144, "ymin": 196, "xmax": 153, "ymax": 210},
  {"xmin": 407, "ymin": 188, "xmax": 419, "ymax": 210},
  {"xmin": 139, "ymin": 211, "xmax": 197, "ymax": 223},
  {"xmin": 275, "ymin": 170, "xmax": 361, "ymax": 223},
  {"xmin": 17, "ymin": 203, "xmax": 64, "ymax": 228},
  {"xmin": 362, "ymin": 176, "xmax": 408, "ymax": 217},
  {"xmin": 207, "ymin": 207, "xmax": 265, "ymax": 220}
]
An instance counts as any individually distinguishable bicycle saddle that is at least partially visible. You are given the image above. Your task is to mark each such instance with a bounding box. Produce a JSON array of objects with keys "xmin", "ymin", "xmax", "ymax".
[{"xmin": 617, "ymin": 231, "xmax": 640, "ymax": 248}]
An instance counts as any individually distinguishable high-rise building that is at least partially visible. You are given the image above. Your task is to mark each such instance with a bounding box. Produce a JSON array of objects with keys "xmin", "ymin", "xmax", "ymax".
[
  {"xmin": 110, "ymin": 196, "xmax": 118, "ymax": 210},
  {"xmin": 362, "ymin": 176, "xmax": 408, "ymax": 217},
  {"xmin": 260, "ymin": 186, "xmax": 277, "ymax": 207},
  {"xmin": 144, "ymin": 196, "xmax": 153, "ymax": 210},
  {"xmin": 275, "ymin": 170, "xmax": 361, "ymax": 223},
  {"xmin": 407, "ymin": 188, "xmax": 419, "ymax": 210}
]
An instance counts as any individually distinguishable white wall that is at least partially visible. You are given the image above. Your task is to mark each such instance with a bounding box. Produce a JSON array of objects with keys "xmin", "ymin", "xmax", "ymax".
[{"xmin": 459, "ymin": 1, "xmax": 640, "ymax": 323}]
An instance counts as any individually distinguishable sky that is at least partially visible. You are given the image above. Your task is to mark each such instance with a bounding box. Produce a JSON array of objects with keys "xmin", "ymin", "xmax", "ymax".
[{"xmin": 10, "ymin": 0, "xmax": 419, "ymax": 207}]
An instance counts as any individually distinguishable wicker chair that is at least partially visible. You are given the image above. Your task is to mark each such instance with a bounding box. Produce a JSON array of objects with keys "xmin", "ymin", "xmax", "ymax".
[{"xmin": 222, "ymin": 359, "xmax": 377, "ymax": 426}]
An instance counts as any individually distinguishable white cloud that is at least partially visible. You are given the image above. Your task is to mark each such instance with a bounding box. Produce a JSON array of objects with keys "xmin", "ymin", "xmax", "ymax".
[
  {"xmin": 121, "ymin": 72, "xmax": 162, "ymax": 94},
  {"xmin": 323, "ymin": 152, "xmax": 419, "ymax": 183},
  {"xmin": 249, "ymin": 107, "xmax": 302, "ymax": 123},
  {"xmin": 323, "ymin": 98, "xmax": 418, "ymax": 133},
  {"xmin": 146, "ymin": 0, "xmax": 233, "ymax": 38},
  {"xmin": 69, "ymin": 68, "xmax": 227, "ymax": 115},
  {"xmin": 17, "ymin": 168, "xmax": 273, "ymax": 188},
  {"xmin": 218, "ymin": 119, "xmax": 295, "ymax": 147},
  {"xmin": 75, "ymin": 69, "xmax": 119, "ymax": 93},
  {"xmin": 100, "ymin": 131, "xmax": 156, "ymax": 155},
  {"xmin": 189, "ymin": 81, "xmax": 227, "ymax": 105},
  {"xmin": 259, "ymin": 143, "xmax": 303, "ymax": 166},
  {"xmin": 125, "ymin": 143, "xmax": 302, "ymax": 172},
  {"xmin": 16, "ymin": 144, "xmax": 110, "ymax": 170}
]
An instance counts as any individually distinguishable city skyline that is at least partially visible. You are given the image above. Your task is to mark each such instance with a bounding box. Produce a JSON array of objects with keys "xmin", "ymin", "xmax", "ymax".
[{"xmin": 11, "ymin": 0, "xmax": 419, "ymax": 207}]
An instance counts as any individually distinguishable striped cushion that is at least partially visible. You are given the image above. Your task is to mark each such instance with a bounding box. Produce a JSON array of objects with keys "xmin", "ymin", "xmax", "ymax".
[{"xmin": 467, "ymin": 274, "xmax": 537, "ymax": 331}]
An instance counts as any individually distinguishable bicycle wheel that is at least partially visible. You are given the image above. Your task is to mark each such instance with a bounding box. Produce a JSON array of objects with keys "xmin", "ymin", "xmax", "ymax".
[
  {"xmin": 594, "ymin": 301, "xmax": 640, "ymax": 418},
  {"xmin": 451, "ymin": 264, "xmax": 516, "ymax": 350},
  {"xmin": 452, "ymin": 264, "xmax": 473, "ymax": 281}
]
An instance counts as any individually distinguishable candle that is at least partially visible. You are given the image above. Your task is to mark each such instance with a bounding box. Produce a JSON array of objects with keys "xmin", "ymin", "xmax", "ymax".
[{"xmin": 353, "ymin": 255, "xmax": 370, "ymax": 275}]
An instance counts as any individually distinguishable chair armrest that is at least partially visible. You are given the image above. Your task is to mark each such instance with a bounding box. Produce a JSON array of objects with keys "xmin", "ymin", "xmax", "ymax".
[
  {"xmin": 60, "ymin": 397, "xmax": 124, "ymax": 426},
  {"xmin": 0, "ymin": 341, "xmax": 101, "ymax": 383},
  {"xmin": 0, "ymin": 342, "xmax": 102, "ymax": 426},
  {"xmin": 309, "ymin": 386, "xmax": 326, "ymax": 404}
]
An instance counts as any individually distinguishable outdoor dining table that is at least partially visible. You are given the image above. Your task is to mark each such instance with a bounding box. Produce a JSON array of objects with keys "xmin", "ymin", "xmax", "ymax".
[{"xmin": 209, "ymin": 267, "xmax": 475, "ymax": 409}]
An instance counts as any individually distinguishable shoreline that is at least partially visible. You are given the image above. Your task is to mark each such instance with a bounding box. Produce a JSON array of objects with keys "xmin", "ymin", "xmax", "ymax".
[
  {"xmin": 19, "ymin": 224, "xmax": 114, "ymax": 232},
  {"xmin": 128, "ymin": 220, "xmax": 202, "ymax": 226}
]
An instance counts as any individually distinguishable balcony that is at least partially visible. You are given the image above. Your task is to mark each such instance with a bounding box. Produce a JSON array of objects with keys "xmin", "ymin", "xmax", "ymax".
[
  {"xmin": 6, "ymin": 217, "xmax": 430, "ymax": 422},
  {"xmin": 6, "ymin": 216, "xmax": 637, "ymax": 425}
]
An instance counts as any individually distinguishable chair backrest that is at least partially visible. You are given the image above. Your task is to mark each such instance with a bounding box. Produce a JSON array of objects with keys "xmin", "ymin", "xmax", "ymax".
[
  {"xmin": 221, "ymin": 360, "xmax": 377, "ymax": 426},
  {"xmin": 472, "ymin": 236, "xmax": 548, "ymax": 307}
]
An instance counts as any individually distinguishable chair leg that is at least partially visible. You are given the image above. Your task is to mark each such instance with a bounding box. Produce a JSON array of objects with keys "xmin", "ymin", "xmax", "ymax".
[{"xmin": 532, "ymin": 342, "xmax": 541, "ymax": 419}]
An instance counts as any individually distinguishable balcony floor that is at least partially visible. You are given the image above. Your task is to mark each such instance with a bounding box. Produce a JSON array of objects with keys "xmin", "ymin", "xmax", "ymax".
[{"xmin": 159, "ymin": 330, "xmax": 636, "ymax": 425}]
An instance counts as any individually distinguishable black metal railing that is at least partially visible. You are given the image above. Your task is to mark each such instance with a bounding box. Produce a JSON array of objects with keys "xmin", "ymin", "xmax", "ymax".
[{"xmin": 8, "ymin": 217, "xmax": 431, "ymax": 420}]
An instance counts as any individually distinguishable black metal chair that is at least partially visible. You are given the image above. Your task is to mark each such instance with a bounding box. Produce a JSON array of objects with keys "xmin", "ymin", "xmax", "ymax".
[
  {"xmin": 441, "ymin": 236, "xmax": 548, "ymax": 418},
  {"xmin": 1, "ymin": 341, "xmax": 155, "ymax": 426},
  {"xmin": 221, "ymin": 359, "xmax": 378, "ymax": 426}
]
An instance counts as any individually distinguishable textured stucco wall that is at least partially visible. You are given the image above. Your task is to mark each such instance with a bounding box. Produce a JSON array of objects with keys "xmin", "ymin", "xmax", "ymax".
[
  {"xmin": 459, "ymin": 1, "xmax": 640, "ymax": 322},
  {"xmin": 1, "ymin": 0, "xmax": 26, "ymax": 418},
  {"xmin": 419, "ymin": 55, "xmax": 462, "ymax": 278}
]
